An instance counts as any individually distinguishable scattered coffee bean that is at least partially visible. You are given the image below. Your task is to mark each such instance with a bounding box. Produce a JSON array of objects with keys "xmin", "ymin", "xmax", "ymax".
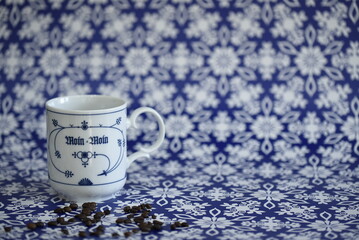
[
  {"xmin": 116, "ymin": 218, "xmax": 125, "ymax": 224},
  {"xmin": 123, "ymin": 206, "xmax": 131, "ymax": 213},
  {"xmin": 124, "ymin": 219, "xmax": 132, "ymax": 224},
  {"xmin": 124, "ymin": 231, "xmax": 132, "ymax": 238},
  {"xmin": 132, "ymin": 229, "xmax": 140, "ymax": 233},
  {"xmin": 104, "ymin": 209, "xmax": 111, "ymax": 215},
  {"xmin": 78, "ymin": 231, "xmax": 87, "ymax": 237},
  {"xmin": 69, "ymin": 203, "xmax": 78, "ymax": 210},
  {"xmin": 36, "ymin": 221, "xmax": 45, "ymax": 228},
  {"xmin": 84, "ymin": 220, "xmax": 93, "ymax": 227},
  {"xmin": 153, "ymin": 220, "xmax": 163, "ymax": 226},
  {"xmin": 68, "ymin": 218, "xmax": 77, "ymax": 223},
  {"xmin": 181, "ymin": 222, "xmax": 189, "ymax": 227},
  {"xmin": 90, "ymin": 230, "xmax": 103, "ymax": 237},
  {"xmin": 63, "ymin": 206, "xmax": 72, "ymax": 213},
  {"xmin": 75, "ymin": 214, "xmax": 86, "ymax": 220},
  {"xmin": 152, "ymin": 224, "xmax": 162, "ymax": 231},
  {"xmin": 145, "ymin": 204, "xmax": 152, "ymax": 209},
  {"xmin": 4, "ymin": 226, "xmax": 12, "ymax": 232},
  {"xmin": 127, "ymin": 214, "xmax": 134, "ymax": 219},
  {"xmin": 26, "ymin": 222, "xmax": 37, "ymax": 230},
  {"xmin": 134, "ymin": 216, "xmax": 144, "ymax": 224},
  {"xmin": 170, "ymin": 224, "xmax": 176, "ymax": 230},
  {"xmin": 61, "ymin": 229, "xmax": 69, "ymax": 235},
  {"xmin": 112, "ymin": 232, "xmax": 120, "ymax": 237},
  {"xmin": 152, "ymin": 214, "xmax": 157, "ymax": 219},
  {"xmin": 81, "ymin": 208, "xmax": 92, "ymax": 216},
  {"xmin": 56, "ymin": 217, "xmax": 65, "ymax": 224},
  {"xmin": 97, "ymin": 225, "xmax": 105, "ymax": 232},
  {"xmin": 47, "ymin": 221, "xmax": 57, "ymax": 227},
  {"xmin": 54, "ymin": 208, "xmax": 64, "ymax": 214}
]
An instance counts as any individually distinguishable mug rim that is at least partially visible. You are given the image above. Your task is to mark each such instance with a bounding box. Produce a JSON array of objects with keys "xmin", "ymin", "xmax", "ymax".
[{"xmin": 46, "ymin": 95, "xmax": 126, "ymax": 114}]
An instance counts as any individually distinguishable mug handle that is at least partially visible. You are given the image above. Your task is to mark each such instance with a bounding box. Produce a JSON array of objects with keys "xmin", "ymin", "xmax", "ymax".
[{"xmin": 127, "ymin": 107, "xmax": 165, "ymax": 168}]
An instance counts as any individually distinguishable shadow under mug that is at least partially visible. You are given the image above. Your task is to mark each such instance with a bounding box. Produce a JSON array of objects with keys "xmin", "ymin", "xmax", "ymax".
[{"xmin": 46, "ymin": 95, "xmax": 165, "ymax": 202}]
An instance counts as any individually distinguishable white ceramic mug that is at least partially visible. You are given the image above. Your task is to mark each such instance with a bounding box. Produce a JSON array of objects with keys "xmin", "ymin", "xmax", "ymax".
[{"xmin": 46, "ymin": 95, "xmax": 165, "ymax": 202}]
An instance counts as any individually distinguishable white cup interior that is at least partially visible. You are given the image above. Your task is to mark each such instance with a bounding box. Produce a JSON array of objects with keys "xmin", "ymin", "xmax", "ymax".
[{"xmin": 46, "ymin": 95, "xmax": 125, "ymax": 112}]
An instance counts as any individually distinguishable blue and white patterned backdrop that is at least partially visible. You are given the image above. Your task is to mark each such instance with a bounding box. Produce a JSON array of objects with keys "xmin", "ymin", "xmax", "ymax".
[{"xmin": 0, "ymin": 0, "xmax": 359, "ymax": 239}]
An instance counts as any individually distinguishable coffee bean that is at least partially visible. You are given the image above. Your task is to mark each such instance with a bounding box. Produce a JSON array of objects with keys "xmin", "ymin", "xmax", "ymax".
[
  {"xmin": 89, "ymin": 202, "xmax": 97, "ymax": 209},
  {"xmin": 97, "ymin": 225, "xmax": 105, "ymax": 232},
  {"xmin": 26, "ymin": 222, "xmax": 37, "ymax": 230},
  {"xmin": 84, "ymin": 220, "xmax": 93, "ymax": 227},
  {"xmin": 141, "ymin": 211, "xmax": 149, "ymax": 218},
  {"xmin": 81, "ymin": 208, "xmax": 92, "ymax": 216},
  {"xmin": 181, "ymin": 222, "xmax": 189, "ymax": 227},
  {"xmin": 112, "ymin": 232, "xmax": 120, "ymax": 237},
  {"xmin": 54, "ymin": 208, "xmax": 64, "ymax": 214},
  {"xmin": 152, "ymin": 214, "xmax": 157, "ymax": 219},
  {"xmin": 36, "ymin": 221, "xmax": 45, "ymax": 228},
  {"xmin": 132, "ymin": 229, "xmax": 140, "ymax": 233},
  {"xmin": 94, "ymin": 211, "xmax": 104, "ymax": 218},
  {"xmin": 68, "ymin": 218, "xmax": 77, "ymax": 223},
  {"xmin": 124, "ymin": 231, "xmax": 132, "ymax": 238},
  {"xmin": 116, "ymin": 218, "xmax": 124, "ymax": 224},
  {"xmin": 47, "ymin": 221, "xmax": 57, "ymax": 227},
  {"xmin": 139, "ymin": 222, "xmax": 151, "ymax": 232},
  {"xmin": 78, "ymin": 231, "xmax": 87, "ymax": 237},
  {"xmin": 104, "ymin": 209, "xmax": 111, "ymax": 215},
  {"xmin": 82, "ymin": 202, "xmax": 91, "ymax": 209},
  {"xmin": 145, "ymin": 204, "xmax": 152, "ymax": 209},
  {"xmin": 123, "ymin": 206, "xmax": 131, "ymax": 213},
  {"xmin": 175, "ymin": 221, "xmax": 181, "ymax": 227},
  {"xmin": 153, "ymin": 220, "xmax": 163, "ymax": 226},
  {"xmin": 4, "ymin": 226, "xmax": 12, "ymax": 232},
  {"xmin": 124, "ymin": 219, "xmax": 132, "ymax": 224},
  {"xmin": 134, "ymin": 216, "xmax": 144, "ymax": 223},
  {"xmin": 90, "ymin": 230, "xmax": 103, "ymax": 237},
  {"xmin": 56, "ymin": 217, "xmax": 65, "ymax": 224},
  {"xmin": 152, "ymin": 224, "xmax": 162, "ymax": 231},
  {"xmin": 170, "ymin": 224, "xmax": 176, "ymax": 230},
  {"xmin": 63, "ymin": 206, "xmax": 72, "ymax": 213},
  {"xmin": 127, "ymin": 214, "xmax": 134, "ymax": 219},
  {"xmin": 61, "ymin": 229, "xmax": 69, "ymax": 235},
  {"xmin": 69, "ymin": 203, "xmax": 78, "ymax": 210}
]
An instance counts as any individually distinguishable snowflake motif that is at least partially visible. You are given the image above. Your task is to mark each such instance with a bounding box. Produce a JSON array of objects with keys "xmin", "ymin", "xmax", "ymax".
[
  {"xmin": 228, "ymin": 4, "xmax": 263, "ymax": 45},
  {"xmin": 59, "ymin": 6, "xmax": 94, "ymax": 46},
  {"xmin": 199, "ymin": 111, "xmax": 245, "ymax": 142},
  {"xmin": 332, "ymin": 41, "xmax": 359, "ymax": 80},
  {"xmin": 244, "ymin": 42, "xmax": 290, "ymax": 80},
  {"xmin": 314, "ymin": 3, "xmax": 351, "ymax": 45},
  {"xmin": 74, "ymin": 43, "xmax": 118, "ymax": 80},
  {"xmin": 185, "ymin": 5, "xmax": 221, "ymax": 45},
  {"xmin": 271, "ymin": 77, "xmax": 307, "ymax": 115},
  {"xmin": 18, "ymin": 7, "xmax": 53, "ymax": 47},
  {"xmin": 0, "ymin": 43, "xmax": 34, "ymax": 80},
  {"xmin": 315, "ymin": 77, "xmax": 352, "ymax": 115},
  {"xmin": 159, "ymin": 42, "xmax": 204, "ymax": 80},
  {"xmin": 40, "ymin": 48, "xmax": 70, "ymax": 77},
  {"xmin": 227, "ymin": 77, "xmax": 263, "ymax": 115},
  {"xmin": 289, "ymin": 111, "xmax": 336, "ymax": 144},
  {"xmin": 278, "ymin": 25, "xmax": 344, "ymax": 95},
  {"xmin": 143, "ymin": 5, "xmax": 178, "ymax": 45},
  {"xmin": 271, "ymin": 3, "xmax": 307, "ymax": 45},
  {"xmin": 140, "ymin": 77, "xmax": 176, "ymax": 114},
  {"xmin": 184, "ymin": 77, "xmax": 219, "ymax": 114}
]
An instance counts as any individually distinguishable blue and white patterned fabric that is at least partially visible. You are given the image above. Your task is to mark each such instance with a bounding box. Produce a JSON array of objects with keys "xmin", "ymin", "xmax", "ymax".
[{"xmin": 1, "ymin": 0, "xmax": 359, "ymax": 239}]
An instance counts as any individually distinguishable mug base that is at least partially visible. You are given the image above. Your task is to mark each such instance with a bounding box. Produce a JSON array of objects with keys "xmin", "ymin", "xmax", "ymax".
[{"xmin": 49, "ymin": 178, "xmax": 126, "ymax": 203}]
